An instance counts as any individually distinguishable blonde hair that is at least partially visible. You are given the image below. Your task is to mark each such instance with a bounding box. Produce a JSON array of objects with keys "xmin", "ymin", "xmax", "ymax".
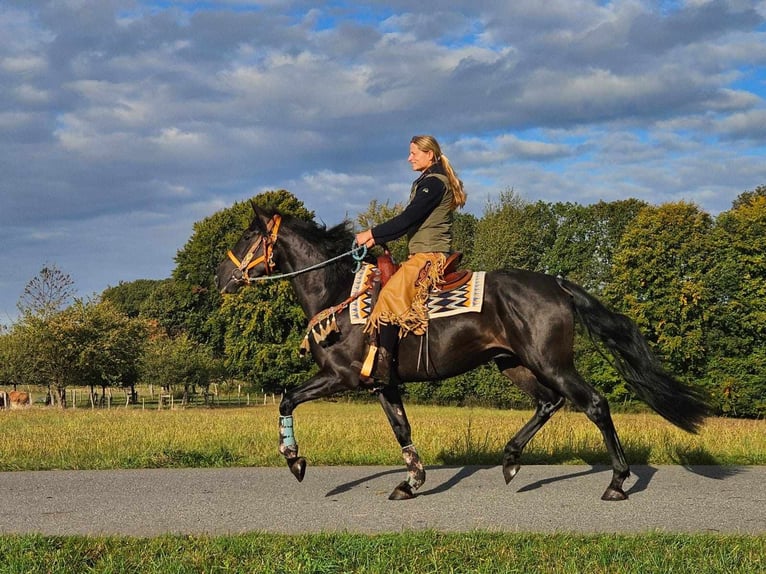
[{"xmin": 411, "ymin": 135, "xmax": 466, "ymax": 209}]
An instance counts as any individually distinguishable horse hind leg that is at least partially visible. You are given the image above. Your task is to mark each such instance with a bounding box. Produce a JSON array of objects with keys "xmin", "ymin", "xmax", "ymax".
[
  {"xmin": 376, "ymin": 385, "xmax": 423, "ymax": 500},
  {"xmin": 545, "ymin": 367, "xmax": 630, "ymax": 500},
  {"xmin": 497, "ymin": 362, "xmax": 564, "ymax": 484}
]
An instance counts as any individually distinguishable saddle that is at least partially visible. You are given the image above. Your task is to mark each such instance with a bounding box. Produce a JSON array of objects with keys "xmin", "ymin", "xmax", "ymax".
[{"xmin": 377, "ymin": 250, "xmax": 472, "ymax": 292}]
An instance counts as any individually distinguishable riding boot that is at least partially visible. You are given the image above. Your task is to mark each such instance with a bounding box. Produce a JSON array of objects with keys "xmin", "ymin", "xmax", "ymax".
[
  {"xmin": 373, "ymin": 324, "xmax": 399, "ymax": 383},
  {"xmin": 355, "ymin": 324, "xmax": 399, "ymax": 388}
]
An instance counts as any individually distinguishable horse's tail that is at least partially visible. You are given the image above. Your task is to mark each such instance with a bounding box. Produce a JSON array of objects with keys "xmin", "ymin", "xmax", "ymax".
[{"xmin": 557, "ymin": 277, "xmax": 708, "ymax": 433}]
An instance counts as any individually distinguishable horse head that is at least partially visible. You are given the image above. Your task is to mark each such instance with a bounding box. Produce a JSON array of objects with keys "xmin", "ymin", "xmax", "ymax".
[{"xmin": 215, "ymin": 202, "xmax": 282, "ymax": 294}]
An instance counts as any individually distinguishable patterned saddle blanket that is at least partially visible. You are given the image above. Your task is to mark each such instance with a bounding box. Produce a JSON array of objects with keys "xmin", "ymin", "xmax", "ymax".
[{"xmin": 349, "ymin": 262, "xmax": 485, "ymax": 325}]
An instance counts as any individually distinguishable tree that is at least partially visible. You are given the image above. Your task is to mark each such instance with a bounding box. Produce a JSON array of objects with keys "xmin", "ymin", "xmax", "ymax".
[
  {"xmin": 17, "ymin": 264, "xmax": 75, "ymax": 319},
  {"xmin": 102, "ymin": 279, "xmax": 164, "ymax": 318},
  {"xmin": 469, "ymin": 190, "xmax": 556, "ymax": 272},
  {"xmin": 605, "ymin": 202, "xmax": 713, "ymax": 381},
  {"xmin": 140, "ymin": 332, "xmax": 221, "ymax": 404},
  {"xmin": 74, "ymin": 300, "xmax": 149, "ymax": 404},
  {"xmin": 6, "ymin": 299, "xmax": 148, "ymax": 407},
  {"xmin": 0, "ymin": 325, "xmax": 30, "ymax": 389},
  {"xmin": 167, "ymin": 190, "xmax": 314, "ymax": 346},
  {"xmin": 541, "ymin": 199, "xmax": 646, "ymax": 293},
  {"xmin": 704, "ymin": 191, "xmax": 766, "ymax": 416},
  {"xmin": 452, "ymin": 211, "xmax": 477, "ymax": 263},
  {"xmin": 213, "ymin": 281, "xmax": 314, "ymax": 392},
  {"xmin": 731, "ymin": 184, "xmax": 766, "ymax": 210}
]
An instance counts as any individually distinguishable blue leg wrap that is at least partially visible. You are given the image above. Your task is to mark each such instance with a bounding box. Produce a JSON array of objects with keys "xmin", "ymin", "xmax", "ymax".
[{"xmin": 279, "ymin": 415, "xmax": 296, "ymax": 448}]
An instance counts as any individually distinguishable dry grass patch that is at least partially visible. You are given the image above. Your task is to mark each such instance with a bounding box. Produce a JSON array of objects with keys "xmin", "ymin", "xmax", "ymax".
[{"xmin": 0, "ymin": 402, "xmax": 763, "ymax": 470}]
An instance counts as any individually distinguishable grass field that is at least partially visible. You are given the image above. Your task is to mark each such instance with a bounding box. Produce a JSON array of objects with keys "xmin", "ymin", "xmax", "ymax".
[
  {"xmin": 1, "ymin": 402, "xmax": 764, "ymax": 573},
  {"xmin": 0, "ymin": 401, "xmax": 764, "ymax": 470}
]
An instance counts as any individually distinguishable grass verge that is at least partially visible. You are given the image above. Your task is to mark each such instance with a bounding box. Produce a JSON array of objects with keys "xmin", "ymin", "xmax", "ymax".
[{"xmin": 0, "ymin": 532, "xmax": 764, "ymax": 574}]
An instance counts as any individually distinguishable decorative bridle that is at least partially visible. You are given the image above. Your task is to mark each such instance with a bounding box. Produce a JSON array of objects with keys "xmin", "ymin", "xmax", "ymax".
[
  {"xmin": 224, "ymin": 213, "xmax": 368, "ymax": 288},
  {"xmin": 226, "ymin": 214, "xmax": 282, "ymax": 285}
]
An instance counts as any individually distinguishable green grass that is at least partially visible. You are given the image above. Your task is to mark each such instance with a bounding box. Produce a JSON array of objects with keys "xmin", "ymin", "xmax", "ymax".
[
  {"xmin": 0, "ymin": 532, "xmax": 763, "ymax": 573},
  {"xmin": 0, "ymin": 402, "xmax": 764, "ymax": 471}
]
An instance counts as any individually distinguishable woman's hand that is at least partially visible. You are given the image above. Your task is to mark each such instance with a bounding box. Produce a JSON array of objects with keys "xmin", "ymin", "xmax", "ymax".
[{"xmin": 355, "ymin": 229, "xmax": 375, "ymax": 248}]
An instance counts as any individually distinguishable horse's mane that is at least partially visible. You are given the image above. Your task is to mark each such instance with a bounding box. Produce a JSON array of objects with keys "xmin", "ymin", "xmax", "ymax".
[
  {"xmin": 271, "ymin": 211, "xmax": 354, "ymax": 257},
  {"xmin": 267, "ymin": 212, "xmax": 356, "ymax": 289}
]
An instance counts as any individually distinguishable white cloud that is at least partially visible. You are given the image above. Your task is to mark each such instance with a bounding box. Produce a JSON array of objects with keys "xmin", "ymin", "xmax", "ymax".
[{"xmin": 0, "ymin": 0, "xmax": 764, "ymax": 318}]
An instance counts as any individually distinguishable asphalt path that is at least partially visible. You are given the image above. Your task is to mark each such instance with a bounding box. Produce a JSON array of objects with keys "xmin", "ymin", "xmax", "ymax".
[{"xmin": 1, "ymin": 465, "xmax": 764, "ymax": 536}]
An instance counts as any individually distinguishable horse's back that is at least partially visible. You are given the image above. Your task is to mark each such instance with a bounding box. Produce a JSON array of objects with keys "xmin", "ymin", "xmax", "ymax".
[{"xmin": 484, "ymin": 268, "xmax": 572, "ymax": 308}]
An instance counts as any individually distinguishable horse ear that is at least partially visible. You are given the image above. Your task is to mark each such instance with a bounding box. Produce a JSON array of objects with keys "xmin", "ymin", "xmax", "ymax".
[{"xmin": 249, "ymin": 201, "xmax": 269, "ymax": 234}]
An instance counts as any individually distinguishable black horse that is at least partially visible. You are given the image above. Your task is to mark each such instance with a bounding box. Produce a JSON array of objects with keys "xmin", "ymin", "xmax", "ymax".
[{"xmin": 215, "ymin": 205, "xmax": 708, "ymax": 501}]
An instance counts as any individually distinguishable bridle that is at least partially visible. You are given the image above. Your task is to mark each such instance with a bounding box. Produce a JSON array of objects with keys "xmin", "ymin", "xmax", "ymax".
[
  {"xmin": 226, "ymin": 214, "xmax": 282, "ymax": 285},
  {"xmin": 222, "ymin": 213, "xmax": 368, "ymax": 290}
]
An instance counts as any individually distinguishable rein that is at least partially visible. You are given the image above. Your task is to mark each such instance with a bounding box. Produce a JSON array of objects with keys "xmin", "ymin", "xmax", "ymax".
[{"xmin": 226, "ymin": 214, "xmax": 368, "ymax": 286}]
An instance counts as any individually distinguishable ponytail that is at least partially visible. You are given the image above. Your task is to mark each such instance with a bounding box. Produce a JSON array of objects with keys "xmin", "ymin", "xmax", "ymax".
[
  {"xmin": 410, "ymin": 135, "xmax": 467, "ymax": 210},
  {"xmin": 439, "ymin": 155, "xmax": 466, "ymax": 209}
]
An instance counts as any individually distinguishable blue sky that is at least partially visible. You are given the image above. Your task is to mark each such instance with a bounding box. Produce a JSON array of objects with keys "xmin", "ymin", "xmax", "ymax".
[{"xmin": 1, "ymin": 0, "xmax": 765, "ymax": 322}]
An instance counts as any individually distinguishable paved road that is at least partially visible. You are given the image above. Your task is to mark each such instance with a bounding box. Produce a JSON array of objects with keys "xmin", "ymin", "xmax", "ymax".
[{"xmin": 1, "ymin": 465, "xmax": 764, "ymax": 536}]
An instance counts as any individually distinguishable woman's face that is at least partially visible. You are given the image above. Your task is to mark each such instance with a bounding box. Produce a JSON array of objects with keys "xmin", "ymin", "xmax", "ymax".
[{"xmin": 408, "ymin": 143, "xmax": 434, "ymax": 172}]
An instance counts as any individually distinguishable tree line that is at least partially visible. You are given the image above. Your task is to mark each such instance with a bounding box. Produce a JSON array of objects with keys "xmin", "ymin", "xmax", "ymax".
[{"xmin": 1, "ymin": 187, "xmax": 764, "ymax": 417}]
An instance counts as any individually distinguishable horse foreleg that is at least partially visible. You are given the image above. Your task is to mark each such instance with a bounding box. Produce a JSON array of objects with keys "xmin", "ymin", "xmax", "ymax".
[
  {"xmin": 377, "ymin": 385, "xmax": 424, "ymax": 500},
  {"xmin": 278, "ymin": 414, "xmax": 306, "ymax": 482},
  {"xmin": 278, "ymin": 372, "xmax": 348, "ymax": 483}
]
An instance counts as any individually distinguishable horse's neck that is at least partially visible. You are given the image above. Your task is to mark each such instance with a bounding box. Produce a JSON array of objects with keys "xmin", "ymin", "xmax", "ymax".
[
  {"xmin": 291, "ymin": 273, "xmax": 350, "ymax": 317},
  {"xmin": 278, "ymin": 233, "xmax": 351, "ymax": 317}
]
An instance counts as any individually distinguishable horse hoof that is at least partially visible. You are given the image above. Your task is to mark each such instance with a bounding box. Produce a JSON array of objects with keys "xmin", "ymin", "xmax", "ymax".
[
  {"xmin": 389, "ymin": 481, "xmax": 416, "ymax": 500},
  {"xmin": 601, "ymin": 487, "xmax": 628, "ymax": 501},
  {"xmin": 503, "ymin": 463, "xmax": 520, "ymax": 484},
  {"xmin": 288, "ymin": 457, "xmax": 306, "ymax": 482}
]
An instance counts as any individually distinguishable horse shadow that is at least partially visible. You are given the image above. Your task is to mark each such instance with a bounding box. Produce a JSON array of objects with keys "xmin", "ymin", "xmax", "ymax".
[
  {"xmin": 324, "ymin": 446, "xmax": 741, "ymax": 498},
  {"xmin": 325, "ymin": 465, "xmax": 486, "ymax": 498},
  {"xmin": 325, "ymin": 464, "xmax": 648, "ymax": 498}
]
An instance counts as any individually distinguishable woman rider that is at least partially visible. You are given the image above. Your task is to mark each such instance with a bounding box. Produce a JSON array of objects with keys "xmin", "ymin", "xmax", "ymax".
[{"xmin": 354, "ymin": 135, "xmax": 466, "ymax": 386}]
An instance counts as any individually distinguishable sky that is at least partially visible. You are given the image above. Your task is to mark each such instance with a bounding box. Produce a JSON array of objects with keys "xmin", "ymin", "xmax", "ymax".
[{"xmin": 1, "ymin": 0, "xmax": 765, "ymax": 323}]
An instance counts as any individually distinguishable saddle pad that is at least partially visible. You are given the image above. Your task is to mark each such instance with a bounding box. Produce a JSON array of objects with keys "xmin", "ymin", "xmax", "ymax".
[{"xmin": 349, "ymin": 263, "xmax": 485, "ymax": 325}]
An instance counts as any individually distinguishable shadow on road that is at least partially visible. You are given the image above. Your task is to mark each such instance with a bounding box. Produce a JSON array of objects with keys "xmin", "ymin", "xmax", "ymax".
[
  {"xmin": 325, "ymin": 468, "xmax": 403, "ymax": 497},
  {"xmin": 513, "ymin": 464, "xmax": 660, "ymax": 496},
  {"xmin": 325, "ymin": 465, "xmax": 491, "ymax": 497},
  {"xmin": 516, "ymin": 465, "xmax": 608, "ymax": 494},
  {"xmin": 418, "ymin": 466, "xmax": 490, "ymax": 496},
  {"xmin": 323, "ymin": 463, "xmax": 746, "ymax": 499}
]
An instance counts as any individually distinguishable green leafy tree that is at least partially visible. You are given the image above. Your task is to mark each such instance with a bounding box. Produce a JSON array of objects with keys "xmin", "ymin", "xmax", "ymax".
[
  {"xmin": 7, "ymin": 300, "xmax": 148, "ymax": 406},
  {"xmin": 214, "ymin": 282, "xmax": 314, "ymax": 392},
  {"xmin": 605, "ymin": 202, "xmax": 713, "ymax": 382},
  {"xmin": 731, "ymin": 184, "xmax": 766, "ymax": 209},
  {"xmin": 541, "ymin": 199, "xmax": 646, "ymax": 293},
  {"xmin": 168, "ymin": 190, "xmax": 314, "ymax": 346},
  {"xmin": 469, "ymin": 190, "xmax": 556, "ymax": 272},
  {"xmin": 452, "ymin": 211, "xmax": 477, "ymax": 263},
  {"xmin": 102, "ymin": 279, "xmax": 164, "ymax": 318},
  {"xmin": 704, "ymin": 190, "xmax": 766, "ymax": 416},
  {"xmin": 0, "ymin": 324, "xmax": 31, "ymax": 389},
  {"xmin": 74, "ymin": 300, "xmax": 149, "ymax": 403},
  {"xmin": 140, "ymin": 332, "xmax": 221, "ymax": 404},
  {"xmin": 139, "ymin": 278, "xmax": 207, "ymax": 338}
]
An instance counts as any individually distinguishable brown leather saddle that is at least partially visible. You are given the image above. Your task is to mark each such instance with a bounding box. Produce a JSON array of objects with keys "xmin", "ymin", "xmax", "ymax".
[{"xmin": 377, "ymin": 251, "xmax": 472, "ymax": 292}]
